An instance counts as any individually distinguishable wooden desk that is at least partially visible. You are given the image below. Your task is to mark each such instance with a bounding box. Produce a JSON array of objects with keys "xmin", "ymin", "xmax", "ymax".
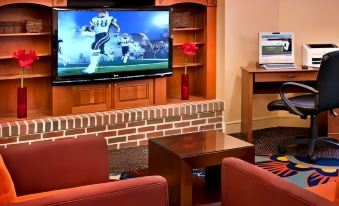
[{"xmin": 241, "ymin": 66, "xmax": 319, "ymax": 143}]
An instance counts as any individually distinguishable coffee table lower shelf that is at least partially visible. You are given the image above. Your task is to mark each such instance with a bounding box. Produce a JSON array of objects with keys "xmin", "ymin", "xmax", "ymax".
[{"xmin": 148, "ymin": 130, "xmax": 254, "ymax": 206}]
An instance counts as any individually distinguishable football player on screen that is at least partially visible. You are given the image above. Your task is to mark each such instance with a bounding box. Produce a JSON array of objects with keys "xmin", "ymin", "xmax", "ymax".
[
  {"xmin": 82, "ymin": 11, "xmax": 120, "ymax": 74},
  {"xmin": 118, "ymin": 33, "xmax": 133, "ymax": 63},
  {"xmin": 57, "ymin": 39, "xmax": 69, "ymax": 67}
]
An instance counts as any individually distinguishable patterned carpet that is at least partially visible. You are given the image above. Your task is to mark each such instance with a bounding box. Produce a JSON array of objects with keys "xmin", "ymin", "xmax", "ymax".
[
  {"xmin": 256, "ymin": 155, "xmax": 338, "ymax": 188},
  {"xmin": 109, "ymin": 145, "xmax": 148, "ymax": 173},
  {"xmin": 108, "ymin": 127, "xmax": 339, "ymax": 188},
  {"xmin": 230, "ymin": 127, "xmax": 339, "ymax": 159}
]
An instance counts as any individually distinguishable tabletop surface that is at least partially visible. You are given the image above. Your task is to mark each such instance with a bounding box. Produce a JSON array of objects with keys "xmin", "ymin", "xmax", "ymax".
[
  {"xmin": 242, "ymin": 66, "xmax": 319, "ymax": 73},
  {"xmin": 150, "ymin": 130, "xmax": 253, "ymax": 158}
]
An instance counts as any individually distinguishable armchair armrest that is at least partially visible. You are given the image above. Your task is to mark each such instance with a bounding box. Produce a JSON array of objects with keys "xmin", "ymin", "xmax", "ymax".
[
  {"xmin": 222, "ymin": 158, "xmax": 336, "ymax": 206},
  {"xmin": 11, "ymin": 176, "xmax": 168, "ymax": 206},
  {"xmin": 279, "ymin": 82, "xmax": 319, "ymax": 117}
]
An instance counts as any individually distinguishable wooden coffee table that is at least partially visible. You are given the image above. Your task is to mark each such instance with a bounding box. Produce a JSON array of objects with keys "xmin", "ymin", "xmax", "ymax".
[{"xmin": 148, "ymin": 130, "xmax": 254, "ymax": 206}]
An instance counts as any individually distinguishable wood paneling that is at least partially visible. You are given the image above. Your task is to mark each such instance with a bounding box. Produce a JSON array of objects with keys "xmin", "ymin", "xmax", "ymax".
[
  {"xmin": 205, "ymin": 5, "xmax": 216, "ymax": 99},
  {"xmin": 52, "ymin": 86, "xmax": 72, "ymax": 116},
  {"xmin": 52, "ymin": 84, "xmax": 112, "ymax": 115},
  {"xmin": 328, "ymin": 109, "xmax": 339, "ymax": 140},
  {"xmin": 154, "ymin": 77, "xmax": 167, "ymax": 105},
  {"xmin": 73, "ymin": 86, "xmax": 106, "ymax": 106},
  {"xmin": 113, "ymin": 79, "xmax": 154, "ymax": 109},
  {"xmin": 0, "ymin": 78, "xmax": 51, "ymax": 117}
]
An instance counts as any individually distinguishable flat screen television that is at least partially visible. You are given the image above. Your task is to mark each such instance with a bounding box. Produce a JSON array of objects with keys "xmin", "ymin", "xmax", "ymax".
[
  {"xmin": 52, "ymin": 7, "xmax": 172, "ymax": 85},
  {"xmin": 258, "ymin": 32, "xmax": 295, "ymax": 64}
]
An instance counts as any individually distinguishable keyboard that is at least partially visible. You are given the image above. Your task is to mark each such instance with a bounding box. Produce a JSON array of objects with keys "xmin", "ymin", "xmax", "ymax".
[{"xmin": 262, "ymin": 63, "xmax": 297, "ymax": 69}]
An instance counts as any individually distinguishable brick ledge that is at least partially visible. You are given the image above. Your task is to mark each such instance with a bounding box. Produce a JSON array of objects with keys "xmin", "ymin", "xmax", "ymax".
[{"xmin": 0, "ymin": 99, "xmax": 224, "ymax": 148}]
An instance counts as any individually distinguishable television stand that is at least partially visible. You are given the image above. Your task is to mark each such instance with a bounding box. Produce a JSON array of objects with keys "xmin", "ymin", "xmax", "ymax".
[{"xmin": 52, "ymin": 77, "xmax": 166, "ymax": 116}]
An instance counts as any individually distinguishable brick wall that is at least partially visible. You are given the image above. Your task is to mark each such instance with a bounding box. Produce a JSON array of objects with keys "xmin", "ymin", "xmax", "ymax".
[{"xmin": 0, "ymin": 100, "xmax": 224, "ymax": 149}]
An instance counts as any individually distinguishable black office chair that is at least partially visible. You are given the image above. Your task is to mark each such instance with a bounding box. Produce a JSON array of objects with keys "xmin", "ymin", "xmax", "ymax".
[{"xmin": 267, "ymin": 50, "xmax": 339, "ymax": 162}]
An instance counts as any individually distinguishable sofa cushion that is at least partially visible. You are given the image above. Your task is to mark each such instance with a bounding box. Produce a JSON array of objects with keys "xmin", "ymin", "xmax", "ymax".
[
  {"xmin": 0, "ymin": 136, "xmax": 109, "ymax": 196},
  {"xmin": 0, "ymin": 153, "xmax": 16, "ymax": 204},
  {"xmin": 0, "ymin": 134, "xmax": 109, "ymax": 196}
]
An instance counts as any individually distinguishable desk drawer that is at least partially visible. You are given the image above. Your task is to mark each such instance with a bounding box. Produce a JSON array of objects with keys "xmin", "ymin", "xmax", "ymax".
[{"xmin": 255, "ymin": 72, "xmax": 317, "ymax": 82}]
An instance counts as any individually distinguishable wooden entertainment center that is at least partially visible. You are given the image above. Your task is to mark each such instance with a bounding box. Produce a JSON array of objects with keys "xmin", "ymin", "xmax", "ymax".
[{"xmin": 0, "ymin": 0, "xmax": 216, "ymax": 120}]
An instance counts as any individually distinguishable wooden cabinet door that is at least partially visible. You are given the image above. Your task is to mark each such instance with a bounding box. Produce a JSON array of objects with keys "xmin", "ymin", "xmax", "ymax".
[
  {"xmin": 52, "ymin": 84, "xmax": 112, "ymax": 116},
  {"xmin": 72, "ymin": 84, "xmax": 112, "ymax": 114},
  {"xmin": 113, "ymin": 79, "xmax": 154, "ymax": 109}
]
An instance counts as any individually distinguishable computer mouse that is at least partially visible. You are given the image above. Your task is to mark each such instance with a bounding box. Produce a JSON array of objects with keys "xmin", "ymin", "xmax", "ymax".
[{"xmin": 301, "ymin": 65, "xmax": 308, "ymax": 69}]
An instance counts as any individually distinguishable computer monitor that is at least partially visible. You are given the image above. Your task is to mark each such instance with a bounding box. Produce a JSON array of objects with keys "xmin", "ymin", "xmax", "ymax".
[{"xmin": 258, "ymin": 32, "xmax": 295, "ymax": 64}]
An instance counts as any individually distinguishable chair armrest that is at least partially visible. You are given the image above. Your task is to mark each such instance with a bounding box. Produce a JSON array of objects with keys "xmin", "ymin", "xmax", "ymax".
[
  {"xmin": 10, "ymin": 176, "xmax": 168, "ymax": 206},
  {"xmin": 279, "ymin": 82, "xmax": 318, "ymax": 117},
  {"xmin": 222, "ymin": 158, "xmax": 336, "ymax": 206}
]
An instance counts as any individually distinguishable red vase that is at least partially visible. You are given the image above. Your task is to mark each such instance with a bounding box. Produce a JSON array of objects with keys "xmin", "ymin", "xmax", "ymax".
[
  {"xmin": 181, "ymin": 73, "xmax": 189, "ymax": 100},
  {"xmin": 17, "ymin": 87, "xmax": 27, "ymax": 118}
]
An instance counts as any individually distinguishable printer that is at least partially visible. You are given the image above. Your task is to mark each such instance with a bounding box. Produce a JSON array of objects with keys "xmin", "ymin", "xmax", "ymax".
[{"xmin": 302, "ymin": 44, "xmax": 339, "ymax": 67}]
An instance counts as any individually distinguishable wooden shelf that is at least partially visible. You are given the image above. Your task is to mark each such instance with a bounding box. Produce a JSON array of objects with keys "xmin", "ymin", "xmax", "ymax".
[
  {"xmin": 0, "ymin": 109, "xmax": 50, "ymax": 123},
  {"xmin": 167, "ymin": 2, "xmax": 216, "ymax": 102},
  {"xmin": 173, "ymin": 63, "xmax": 204, "ymax": 68},
  {"xmin": 0, "ymin": 73, "xmax": 50, "ymax": 80},
  {"xmin": 0, "ymin": 53, "xmax": 50, "ymax": 60},
  {"xmin": 0, "ymin": 2, "xmax": 53, "ymax": 120},
  {"xmin": 0, "ymin": 32, "xmax": 51, "ymax": 37},
  {"xmin": 173, "ymin": 42, "xmax": 205, "ymax": 46},
  {"xmin": 173, "ymin": 27, "xmax": 204, "ymax": 31},
  {"xmin": 166, "ymin": 95, "xmax": 206, "ymax": 104}
]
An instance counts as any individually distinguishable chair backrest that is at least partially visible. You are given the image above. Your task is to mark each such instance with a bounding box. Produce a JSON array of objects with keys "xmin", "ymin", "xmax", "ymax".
[
  {"xmin": 0, "ymin": 135, "xmax": 109, "ymax": 196},
  {"xmin": 316, "ymin": 50, "xmax": 339, "ymax": 111}
]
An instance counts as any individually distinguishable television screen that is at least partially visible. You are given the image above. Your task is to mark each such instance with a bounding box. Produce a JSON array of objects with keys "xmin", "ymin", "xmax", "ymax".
[
  {"xmin": 52, "ymin": 7, "xmax": 172, "ymax": 85},
  {"xmin": 258, "ymin": 32, "xmax": 295, "ymax": 64}
]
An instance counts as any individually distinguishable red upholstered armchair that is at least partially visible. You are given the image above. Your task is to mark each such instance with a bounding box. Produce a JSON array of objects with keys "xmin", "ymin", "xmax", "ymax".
[
  {"xmin": 0, "ymin": 135, "xmax": 168, "ymax": 206},
  {"xmin": 221, "ymin": 157, "xmax": 337, "ymax": 206}
]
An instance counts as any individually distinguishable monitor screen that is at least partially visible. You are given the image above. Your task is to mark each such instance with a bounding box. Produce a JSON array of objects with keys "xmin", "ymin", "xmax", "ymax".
[
  {"xmin": 52, "ymin": 7, "xmax": 172, "ymax": 85},
  {"xmin": 258, "ymin": 32, "xmax": 295, "ymax": 64}
]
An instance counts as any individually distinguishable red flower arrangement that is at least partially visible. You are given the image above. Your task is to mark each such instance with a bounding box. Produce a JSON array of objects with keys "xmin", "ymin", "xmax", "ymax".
[
  {"xmin": 12, "ymin": 49, "xmax": 39, "ymax": 88},
  {"xmin": 178, "ymin": 43, "xmax": 199, "ymax": 74}
]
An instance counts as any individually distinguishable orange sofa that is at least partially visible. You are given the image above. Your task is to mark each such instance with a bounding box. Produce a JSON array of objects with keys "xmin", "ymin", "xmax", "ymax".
[
  {"xmin": 0, "ymin": 135, "xmax": 168, "ymax": 206},
  {"xmin": 222, "ymin": 157, "xmax": 337, "ymax": 206}
]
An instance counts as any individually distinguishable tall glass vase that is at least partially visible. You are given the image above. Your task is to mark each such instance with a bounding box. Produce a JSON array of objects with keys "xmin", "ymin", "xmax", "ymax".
[
  {"xmin": 181, "ymin": 73, "xmax": 189, "ymax": 100},
  {"xmin": 17, "ymin": 86, "xmax": 27, "ymax": 118}
]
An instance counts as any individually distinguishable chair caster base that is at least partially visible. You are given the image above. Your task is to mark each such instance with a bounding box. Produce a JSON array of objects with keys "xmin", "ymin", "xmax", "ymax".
[
  {"xmin": 278, "ymin": 145, "xmax": 287, "ymax": 154},
  {"xmin": 307, "ymin": 154, "xmax": 317, "ymax": 163}
]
